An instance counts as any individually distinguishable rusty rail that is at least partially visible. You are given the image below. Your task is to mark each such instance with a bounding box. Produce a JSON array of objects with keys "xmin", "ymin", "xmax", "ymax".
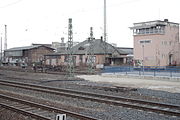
[
  {"xmin": 0, "ymin": 94, "xmax": 99, "ymax": 120},
  {"xmin": 0, "ymin": 80, "xmax": 180, "ymax": 117}
]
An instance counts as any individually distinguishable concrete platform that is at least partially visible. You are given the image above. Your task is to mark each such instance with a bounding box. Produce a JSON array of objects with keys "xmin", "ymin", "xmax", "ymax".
[{"xmin": 77, "ymin": 74, "xmax": 180, "ymax": 93}]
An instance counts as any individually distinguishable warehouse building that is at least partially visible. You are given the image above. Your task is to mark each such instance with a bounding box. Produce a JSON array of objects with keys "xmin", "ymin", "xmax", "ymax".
[{"xmin": 4, "ymin": 45, "xmax": 54, "ymax": 65}]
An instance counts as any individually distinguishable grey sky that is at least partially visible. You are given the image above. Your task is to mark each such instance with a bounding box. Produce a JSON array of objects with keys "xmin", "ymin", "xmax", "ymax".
[{"xmin": 0, "ymin": 0, "xmax": 180, "ymax": 49}]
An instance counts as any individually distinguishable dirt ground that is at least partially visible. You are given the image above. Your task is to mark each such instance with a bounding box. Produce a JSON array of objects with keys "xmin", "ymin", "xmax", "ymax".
[{"xmin": 77, "ymin": 74, "xmax": 180, "ymax": 93}]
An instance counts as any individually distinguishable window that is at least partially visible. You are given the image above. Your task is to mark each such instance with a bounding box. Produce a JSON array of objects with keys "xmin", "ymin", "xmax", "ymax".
[
  {"xmin": 65, "ymin": 55, "xmax": 76, "ymax": 63},
  {"xmin": 87, "ymin": 56, "xmax": 96, "ymax": 63},
  {"xmin": 64, "ymin": 55, "xmax": 68, "ymax": 62},
  {"xmin": 169, "ymin": 41, "xmax": 173, "ymax": 46},
  {"xmin": 134, "ymin": 26, "xmax": 165, "ymax": 35},
  {"xmin": 161, "ymin": 54, "xmax": 167, "ymax": 59},
  {"xmin": 162, "ymin": 41, "xmax": 168, "ymax": 45},
  {"xmin": 79, "ymin": 55, "xmax": 83, "ymax": 62},
  {"xmin": 78, "ymin": 46, "xmax": 85, "ymax": 50}
]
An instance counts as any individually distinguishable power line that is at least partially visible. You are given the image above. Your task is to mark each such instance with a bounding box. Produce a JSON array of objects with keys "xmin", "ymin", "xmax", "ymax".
[{"xmin": 0, "ymin": 0, "xmax": 23, "ymax": 8}]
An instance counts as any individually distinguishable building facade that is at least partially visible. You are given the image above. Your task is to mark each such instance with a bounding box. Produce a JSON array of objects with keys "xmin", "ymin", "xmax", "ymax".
[
  {"xmin": 44, "ymin": 39, "xmax": 133, "ymax": 67},
  {"xmin": 4, "ymin": 45, "xmax": 54, "ymax": 65},
  {"xmin": 130, "ymin": 19, "xmax": 180, "ymax": 66}
]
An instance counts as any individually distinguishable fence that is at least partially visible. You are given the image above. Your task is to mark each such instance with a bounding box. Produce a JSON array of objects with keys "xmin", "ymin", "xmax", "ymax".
[{"xmin": 102, "ymin": 66, "xmax": 180, "ymax": 78}]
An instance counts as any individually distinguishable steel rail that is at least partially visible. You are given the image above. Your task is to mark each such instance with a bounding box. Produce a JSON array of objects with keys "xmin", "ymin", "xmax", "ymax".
[
  {"xmin": 0, "ymin": 80, "xmax": 179, "ymax": 108},
  {"xmin": 0, "ymin": 94, "xmax": 99, "ymax": 120},
  {"xmin": 0, "ymin": 103, "xmax": 51, "ymax": 120},
  {"xmin": 0, "ymin": 80, "xmax": 180, "ymax": 117}
]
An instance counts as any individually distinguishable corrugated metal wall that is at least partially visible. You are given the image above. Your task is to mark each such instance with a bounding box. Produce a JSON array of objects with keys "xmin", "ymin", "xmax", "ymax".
[{"xmin": 5, "ymin": 50, "xmax": 23, "ymax": 57}]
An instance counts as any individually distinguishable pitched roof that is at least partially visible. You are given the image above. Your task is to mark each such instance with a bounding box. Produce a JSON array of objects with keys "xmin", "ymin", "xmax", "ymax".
[
  {"xmin": 66, "ymin": 39, "xmax": 120, "ymax": 55},
  {"xmin": 32, "ymin": 43, "xmax": 52, "ymax": 47},
  {"xmin": 46, "ymin": 39, "xmax": 129, "ymax": 56},
  {"xmin": 116, "ymin": 47, "xmax": 133, "ymax": 55},
  {"xmin": 5, "ymin": 45, "xmax": 54, "ymax": 52}
]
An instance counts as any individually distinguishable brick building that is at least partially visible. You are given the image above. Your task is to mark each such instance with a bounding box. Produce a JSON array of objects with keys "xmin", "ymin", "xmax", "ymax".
[
  {"xmin": 130, "ymin": 19, "xmax": 180, "ymax": 66},
  {"xmin": 4, "ymin": 45, "xmax": 54, "ymax": 65},
  {"xmin": 44, "ymin": 39, "xmax": 133, "ymax": 67}
]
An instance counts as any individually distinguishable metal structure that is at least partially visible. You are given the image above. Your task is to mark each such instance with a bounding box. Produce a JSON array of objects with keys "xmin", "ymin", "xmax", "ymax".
[
  {"xmin": 87, "ymin": 27, "xmax": 95, "ymax": 73},
  {"xmin": 4, "ymin": 25, "xmax": 7, "ymax": 50},
  {"xmin": 104, "ymin": 0, "xmax": 107, "ymax": 43},
  {"xmin": 0, "ymin": 35, "xmax": 2, "ymax": 62},
  {"xmin": 66, "ymin": 18, "xmax": 74, "ymax": 77},
  {"xmin": 1, "ymin": 80, "xmax": 180, "ymax": 117},
  {"xmin": 103, "ymin": 0, "xmax": 108, "ymax": 64}
]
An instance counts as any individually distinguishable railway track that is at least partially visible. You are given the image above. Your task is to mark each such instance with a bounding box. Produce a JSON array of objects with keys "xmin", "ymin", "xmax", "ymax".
[
  {"xmin": 0, "ymin": 80, "xmax": 180, "ymax": 117},
  {"xmin": 0, "ymin": 94, "xmax": 99, "ymax": 120}
]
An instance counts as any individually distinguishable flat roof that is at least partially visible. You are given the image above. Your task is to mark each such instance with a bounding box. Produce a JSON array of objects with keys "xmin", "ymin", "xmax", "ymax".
[
  {"xmin": 133, "ymin": 20, "xmax": 179, "ymax": 25},
  {"xmin": 5, "ymin": 45, "xmax": 54, "ymax": 52},
  {"xmin": 130, "ymin": 20, "xmax": 179, "ymax": 29}
]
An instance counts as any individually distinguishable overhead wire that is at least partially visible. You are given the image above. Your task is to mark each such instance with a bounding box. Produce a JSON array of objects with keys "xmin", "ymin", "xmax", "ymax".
[{"xmin": 0, "ymin": 0, "xmax": 23, "ymax": 8}]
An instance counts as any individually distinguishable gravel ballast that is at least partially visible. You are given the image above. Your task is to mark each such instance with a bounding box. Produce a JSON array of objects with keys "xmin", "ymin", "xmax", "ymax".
[{"xmin": 0, "ymin": 69, "xmax": 179, "ymax": 120}]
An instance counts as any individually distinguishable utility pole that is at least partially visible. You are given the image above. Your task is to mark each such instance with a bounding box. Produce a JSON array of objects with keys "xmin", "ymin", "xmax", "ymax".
[
  {"xmin": 66, "ymin": 18, "xmax": 74, "ymax": 77},
  {"xmin": 4, "ymin": 25, "xmax": 7, "ymax": 50},
  {"xmin": 87, "ymin": 27, "xmax": 95, "ymax": 74},
  {"xmin": 1, "ymin": 35, "xmax": 2, "ymax": 63},
  {"xmin": 104, "ymin": 0, "xmax": 107, "ymax": 43},
  {"xmin": 103, "ymin": 0, "xmax": 107, "ymax": 64}
]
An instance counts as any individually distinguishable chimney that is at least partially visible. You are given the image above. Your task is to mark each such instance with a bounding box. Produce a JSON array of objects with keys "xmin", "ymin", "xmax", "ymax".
[
  {"xmin": 164, "ymin": 19, "xmax": 168, "ymax": 22},
  {"xmin": 61, "ymin": 37, "xmax": 64, "ymax": 43}
]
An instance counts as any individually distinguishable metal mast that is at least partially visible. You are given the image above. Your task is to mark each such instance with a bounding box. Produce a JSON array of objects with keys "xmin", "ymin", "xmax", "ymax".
[
  {"xmin": 0, "ymin": 35, "xmax": 2, "ymax": 63},
  {"xmin": 87, "ymin": 27, "xmax": 95, "ymax": 74},
  {"xmin": 104, "ymin": 0, "xmax": 107, "ymax": 43},
  {"xmin": 103, "ymin": 0, "xmax": 107, "ymax": 64},
  {"xmin": 67, "ymin": 18, "xmax": 74, "ymax": 77},
  {"xmin": 4, "ymin": 25, "xmax": 7, "ymax": 50}
]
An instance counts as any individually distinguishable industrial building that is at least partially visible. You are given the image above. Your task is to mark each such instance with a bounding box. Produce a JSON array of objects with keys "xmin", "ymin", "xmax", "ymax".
[
  {"xmin": 52, "ymin": 38, "xmax": 80, "ymax": 52},
  {"xmin": 130, "ymin": 19, "xmax": 180, "ymax": 66},
  {"xmin": 4, "ymin": 45, "xmax": 54, "ymax": 65},
  {"xmin": 44, "ymin": 39, "xmax": 133, "ymax": 67}
]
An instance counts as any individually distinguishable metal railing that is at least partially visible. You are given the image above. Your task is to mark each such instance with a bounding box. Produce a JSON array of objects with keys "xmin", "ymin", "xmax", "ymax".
[{"xmin": 102, "ymin": 66, "xmax": 180, "ymax": 78}]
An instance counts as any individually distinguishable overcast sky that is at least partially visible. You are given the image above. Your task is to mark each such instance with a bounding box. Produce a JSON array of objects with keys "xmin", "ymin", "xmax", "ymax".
[{"xmin": 0, "ymin": 0, "xmax": 180, "ymax": 49}]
